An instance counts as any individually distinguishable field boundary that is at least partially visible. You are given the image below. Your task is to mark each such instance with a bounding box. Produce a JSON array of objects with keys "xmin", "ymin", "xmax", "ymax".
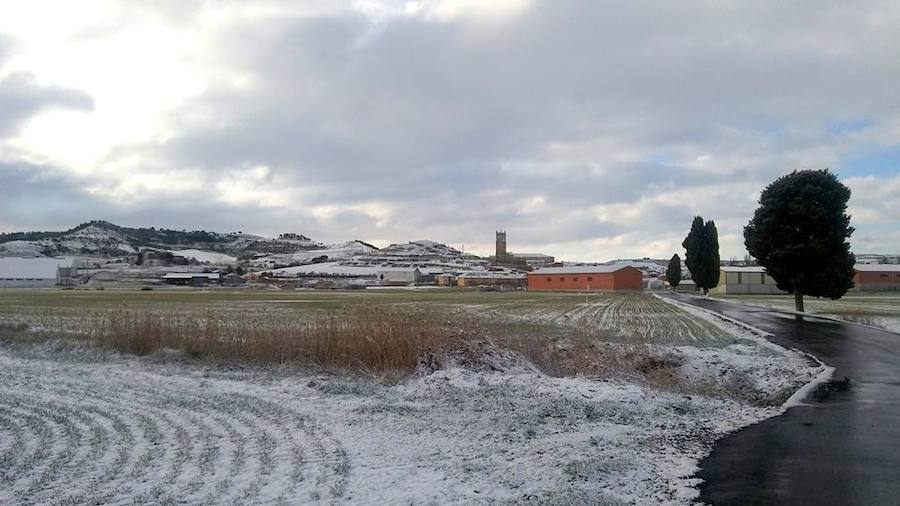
[
  {"xmin": 656, "ymin": 293, "xmax": 834, "ymax": 410},
  {"xmin": 707, "ymin": 295, "xmax": 900, "ymax": 336}
]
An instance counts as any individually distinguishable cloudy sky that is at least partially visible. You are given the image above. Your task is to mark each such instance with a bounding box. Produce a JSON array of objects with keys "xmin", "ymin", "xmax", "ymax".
[{"xmin": 1, "ymin": 0, "xmax": 898, "ymax": 261}]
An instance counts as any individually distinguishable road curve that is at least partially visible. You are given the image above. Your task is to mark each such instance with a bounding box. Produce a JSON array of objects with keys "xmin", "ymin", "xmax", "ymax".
[{"xmin": 661, "ymin": 293, "xmax": 900, "ymax": 505}]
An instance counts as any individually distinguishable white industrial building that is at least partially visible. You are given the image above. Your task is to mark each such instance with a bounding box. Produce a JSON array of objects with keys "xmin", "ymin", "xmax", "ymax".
[
  {"xmin": 710, "ymin": 266, "xmax": 785, "ymax": 295},
  {"xmin": 0, "ymin": 257, "xmax": 77, "ymax": 288},
  {"xmin": 377, "ymin": 268, "xmax": 421, "ymax": 286}
]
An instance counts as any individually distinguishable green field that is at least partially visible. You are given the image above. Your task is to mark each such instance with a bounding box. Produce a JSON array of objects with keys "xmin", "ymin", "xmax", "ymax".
[
  {"xmin": 0, "ymin": 287, "xmax": 735, "ymax": 345},
  {"xmin": 716, "ymin": 293, "xmax": 900, "ymax": 333}
]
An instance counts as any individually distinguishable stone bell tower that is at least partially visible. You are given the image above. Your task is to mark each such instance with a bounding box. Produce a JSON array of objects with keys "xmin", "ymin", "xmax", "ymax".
[{"xmin": 496, "ymin": 230, "xmax": 507, "ymax": 260}]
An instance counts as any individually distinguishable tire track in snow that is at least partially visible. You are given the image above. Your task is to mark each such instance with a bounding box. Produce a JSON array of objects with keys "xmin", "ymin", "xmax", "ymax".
[{"xmin": 0, "ymin": 355, "xmax": 348, "ymax": 505}]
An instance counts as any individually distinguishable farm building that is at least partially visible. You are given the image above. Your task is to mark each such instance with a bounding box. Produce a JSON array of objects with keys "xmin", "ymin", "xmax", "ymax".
[
  {"xmin": 854, "ymin": 264, "xmax": 900, "ymax": 291},
  {"xmin": 377, "ymin": 268, "xmax": 421, "ymax": 286},
  {"xmin": 161, "ymin": 272, "xmax": 221, "ymax": 286},
  {"xmin": 670, "ymin": 280, "xmax": 699, "ymax": 293},
  {"xmin": 527, "ymin": 265, "xmax": 643, "ymax": 292},
  {"xmin": 435, "ymin": 273, "xmax": 457, "ymax": 286},
  {"xmin": 710, "ymin": 266, "xmax": 784, "ymax": 295},
  {"xmin": 0, "ymin": 257, "xmax": 76, "ymax": 288},
  {"xmin": 457, "ymin": 271, "xmax": 526, "ymax": 289}
]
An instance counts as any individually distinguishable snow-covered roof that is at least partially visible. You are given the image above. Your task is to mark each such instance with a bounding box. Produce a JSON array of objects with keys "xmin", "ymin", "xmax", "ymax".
[
  {"xmin": 161, "ymin": 272, "xmax": 221, "ymax": 280},
  {"xmin": 510, "ymin": 253, "xmax": 554, "ymax": 258},
  {"xmin": 458, "ymin": 271, "xmax": 526, "ymax": 279},
  {"xmin": 720, "ymin": 266, "xmax": 766, "ymax": 272},
  {"xmin": 171, "ymin": 249, "xmax": 237, "ymax": 264},
  {"xmin": 855, "ymin": 264, "xmax": 900, "ymax": 272},
  {"xmin": 531, "ymin": 265, "xmax": 637, "ymax": 275},
  {"xmin": 268, "ymin": 262, "xmax": 380, "ymax": 277},
  {"xmin": 0, "ymin": 257, "xmax": 74, "ymax": 279}
]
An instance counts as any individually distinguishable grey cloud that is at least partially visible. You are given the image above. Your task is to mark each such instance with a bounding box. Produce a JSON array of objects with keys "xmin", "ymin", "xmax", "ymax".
[
  {"xmin": 8, "ymin": 2, "xmax": 900, "ymax": 258},
  {"xmin": 0, "ymin": 73, "xmax": 94, "ymax": 137}
]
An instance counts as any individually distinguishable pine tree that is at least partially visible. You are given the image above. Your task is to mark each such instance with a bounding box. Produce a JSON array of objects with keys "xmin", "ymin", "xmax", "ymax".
[
  {"xmin": 666, "ymin": 254, "xmax": 682, "ymax": 289},
  {"xmin": 744, "ymin": 169, "xmax": 855, "ymax": 312}
]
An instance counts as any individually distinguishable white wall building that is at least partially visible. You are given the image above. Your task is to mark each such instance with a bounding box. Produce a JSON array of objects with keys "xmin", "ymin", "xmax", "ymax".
[
  {"xmin": 377, "ymin": 268, "xmax": 421, "ymax": 286},
  {"xmin": 710, "ymin": 266, "xmax": 785, "ymax": 295},
  {"xmin": 0, "ymin": 257, "xmax": 76, "ymax": 288}
]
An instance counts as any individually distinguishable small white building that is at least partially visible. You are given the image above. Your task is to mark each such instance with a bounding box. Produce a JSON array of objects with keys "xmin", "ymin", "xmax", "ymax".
[
  {"xmin": 0, "ymin": 257, "xmax": 76, "ymax": 288},
  {"xmin": 670, "ymin": 279, "xmax": 699, "ymax": 293},
  {"xmin": 710, "ymin": 266, "xmax": 785, "ymax": 295},
  {"xmin": 377, "ymin": 268, "xmax": 421, "ymax": 286}
]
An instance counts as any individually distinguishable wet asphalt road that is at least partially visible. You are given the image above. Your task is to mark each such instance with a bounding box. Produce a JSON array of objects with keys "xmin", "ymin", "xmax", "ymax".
[{"xmin": 663, "ymin": 294, "xmax": 900, "ymax": 506}]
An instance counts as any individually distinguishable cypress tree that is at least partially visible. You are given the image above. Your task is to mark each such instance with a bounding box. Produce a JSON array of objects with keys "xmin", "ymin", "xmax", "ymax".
[
  {"xmin": 666, "ymin": 254, "xmax": 682, "ymax": 289},
  {"xmin": 682, "ymin": 216, "xmax": 705, "ymax": 285},
  {"xmin": 682, "ymin": 216, "xmax": 721, "ymax": 295},
  {"xmin": 744, "ymin": 170, "xmax": 855, "ymax": 312},
  {"xmin": 702, "ymin": 220, "xmax": 721, "ymax": 293}
]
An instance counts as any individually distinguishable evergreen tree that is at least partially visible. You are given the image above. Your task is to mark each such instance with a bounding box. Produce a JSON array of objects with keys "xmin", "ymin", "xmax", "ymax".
[
  {"xmin": 666, "ymin": 254, "xmax": 682, "ymax": 289},
  {"xmin": 682, "ymin": 216, "xmax": 705, "ymax": 285},
  {"xmin": 744, "ymin": 169, "xmax": 855, "ymax": 312},
  {"xmin": 682, "ymin": 216, "xmax": 720, "ymax": 295},
  {"xmin": 702, "ymin": 220, "xmax": 721, "ymax": 291}
]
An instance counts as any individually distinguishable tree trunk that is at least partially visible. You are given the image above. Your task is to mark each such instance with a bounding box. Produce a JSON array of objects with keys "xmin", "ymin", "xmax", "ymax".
[{"xmin": 794, "ymin": 290, "xmax": 805, "ymax": 312}]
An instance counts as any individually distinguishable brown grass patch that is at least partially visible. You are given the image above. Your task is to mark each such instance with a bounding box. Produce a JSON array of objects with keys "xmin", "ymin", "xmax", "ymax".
[
  {"xmin": 85, "ymin": 304, "xmax": 471, "ymax": 374},
  {"xmin": 2, "ymin": 304, "xmax": 782, "ymax": 405}
]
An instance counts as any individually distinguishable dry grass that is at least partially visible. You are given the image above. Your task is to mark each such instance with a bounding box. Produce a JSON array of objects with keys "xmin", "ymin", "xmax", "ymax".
[
  {"xmin": 2, "ymin": 304, "xmax": 777, "ymax": 404},
  {"xmin": 85, "ymin": 304, "xmax": 469, "ymax": 374},
  {"xmin": 33, "ymin": 304, "xmax": 680, "ymax": 382}
]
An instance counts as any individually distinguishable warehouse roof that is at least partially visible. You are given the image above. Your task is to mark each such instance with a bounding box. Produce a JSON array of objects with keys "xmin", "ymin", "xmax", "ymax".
[
  {"xmin": 458, "ymin": 271, "xmax": 526, "ymax": 279},
  {"xmin": 720, "ymin": 266, "xmax": 766, "ymax": 272},
  {"xmin": 855, "ymin": 264, "xmax": 900, "ymax": 272},
  {"xmin": 530, "ymin": 265, "xmax": 637, "ymax": 275},
  {"xmin": 161, "ymin": 272, "xmax": 221, "ymax": 280},
  {"xmin": 0, "ymin": 257, "xmax": 74, "ymax": 279}
]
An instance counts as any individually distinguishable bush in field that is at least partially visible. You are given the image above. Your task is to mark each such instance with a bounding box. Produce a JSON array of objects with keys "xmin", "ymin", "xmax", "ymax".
[
  {"xmin": 744, "ymin": 169, "xmax": 855, "ymax": 312},
  {"xmin": 666, "ymin": 254, "xmax": 682, "ymax": 289},
  {"xmin": 682, "ymin": 216, "xmax": 720, "ymax": 294}
]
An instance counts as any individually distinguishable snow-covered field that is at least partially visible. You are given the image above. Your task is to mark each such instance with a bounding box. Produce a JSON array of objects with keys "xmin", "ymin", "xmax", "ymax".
[
  {"xmin": 454, "ymin": 293, "xmax": 734, "ymax": 345},
  {"xmin": 0, "ymin": 293, "xmax": 822, "ymax": 504}
]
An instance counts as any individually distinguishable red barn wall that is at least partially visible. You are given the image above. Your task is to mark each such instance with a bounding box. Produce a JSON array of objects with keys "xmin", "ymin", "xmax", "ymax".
[{"xmin": 527, "ymin": 267, "xmax": 642, "ymax": 291}]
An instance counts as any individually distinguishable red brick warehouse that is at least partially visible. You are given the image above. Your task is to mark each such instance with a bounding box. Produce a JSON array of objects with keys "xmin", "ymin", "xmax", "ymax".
[{"xmin": 527, "ymin": 265, "xmax": 643, "ymax": 292}]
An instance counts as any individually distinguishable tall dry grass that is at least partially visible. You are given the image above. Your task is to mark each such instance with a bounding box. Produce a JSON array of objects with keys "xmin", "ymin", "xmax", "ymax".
[
  {"xmin": 87, "ymin": 305, "xmax": 470, "ymax": 373},
  {"xmin": 4, "ymin": 306, "xmax": 773, "ymax": 403},
  {"xmin": 85, "ymin": 305, "xmax": 684, "ymax": 382}
]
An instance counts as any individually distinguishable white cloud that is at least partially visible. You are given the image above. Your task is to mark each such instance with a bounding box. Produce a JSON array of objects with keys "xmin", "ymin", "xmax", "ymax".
[{"xmin": 0, "ymin": 0, "xmax": 898, "ymax": 261}]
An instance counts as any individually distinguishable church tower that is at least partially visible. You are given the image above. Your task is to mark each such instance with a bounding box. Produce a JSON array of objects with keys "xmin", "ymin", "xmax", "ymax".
[{"xmin": 496, "ymin": 230, "xmax": 507, "ymax": 259}]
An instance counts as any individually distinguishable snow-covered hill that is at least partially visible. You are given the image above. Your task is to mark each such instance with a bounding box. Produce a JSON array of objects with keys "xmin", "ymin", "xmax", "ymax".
[{"xmin": 0, "ymin": 221, "xmax": 326, "ymax": 260}]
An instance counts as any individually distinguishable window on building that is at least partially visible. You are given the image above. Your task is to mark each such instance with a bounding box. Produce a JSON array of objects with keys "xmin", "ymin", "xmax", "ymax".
[
  {"xmin": 573, "ymin": 277, "xmax": 579, "ymax": 282},
  {"xmin": 559, "ymin": 277, "xmax": 564, "ymax": 282},
  {"xmin": 737, "ymin": 272, "xmax": 742, "ymax": 284},
  {"xmin": 546, "ymin": 277, "xmax": 552, "ymax": 282},
  {"xmin": 760, "ymin": 273, "xmax": 765, "ymax": 284},
  {"xmin": 587, "ymin": 277, "xmax": 593, "ymax": 281},
  {"xmin": 881, "ymin": 274, "xmax": 889, "ymax": 278}
]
